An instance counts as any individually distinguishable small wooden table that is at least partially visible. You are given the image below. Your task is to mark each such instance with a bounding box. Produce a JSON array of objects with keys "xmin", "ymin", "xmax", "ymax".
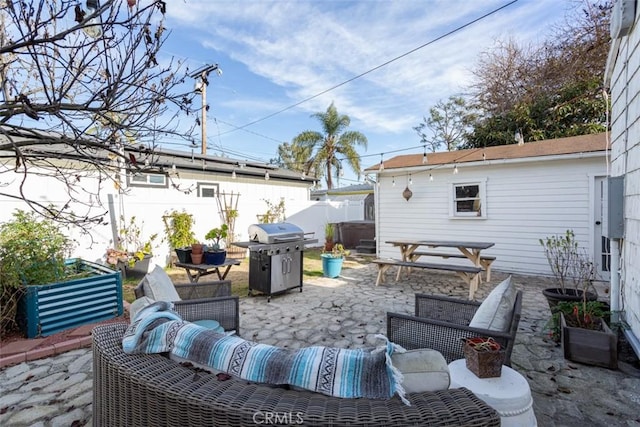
[
  {"xmin": 386, "ymin": 240, "xmax": 495, "ymax": 297},
  {"xmin": 175, "ymin": 259, "xmax": 241, "ymax": 283}
]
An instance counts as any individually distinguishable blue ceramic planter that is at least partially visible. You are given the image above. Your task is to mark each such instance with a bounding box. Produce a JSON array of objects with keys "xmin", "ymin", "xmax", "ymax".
[
  {"xmin": 321, "ymin": 254, "xmax": 344, "ymax": 278},
  {"xmin": 205, "ymin": 250, "xmax": 227, "ymax": 265}
]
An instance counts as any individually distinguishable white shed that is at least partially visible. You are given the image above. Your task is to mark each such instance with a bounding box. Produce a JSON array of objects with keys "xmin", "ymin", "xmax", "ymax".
[{"xmin": 367, "ymin": 133, "xmax": 609, "ymax": 278}]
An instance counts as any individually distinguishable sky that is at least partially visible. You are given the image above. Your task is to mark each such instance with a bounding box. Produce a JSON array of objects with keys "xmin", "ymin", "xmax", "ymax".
[{"xmin": 158, "ymin": 0, "xmax": 575, "ymax": 187}]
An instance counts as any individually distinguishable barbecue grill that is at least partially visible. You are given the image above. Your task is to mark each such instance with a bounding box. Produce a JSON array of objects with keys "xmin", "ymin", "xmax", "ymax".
[{"xmin": 234, "ymin": 223, "xmax": 317, "ymax": 302}]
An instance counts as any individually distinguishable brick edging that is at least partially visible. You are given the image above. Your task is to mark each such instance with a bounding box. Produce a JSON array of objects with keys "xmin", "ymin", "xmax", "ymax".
[{"xmin": 0, "ymin": 335, "xmax": 92, "ymax": 369}]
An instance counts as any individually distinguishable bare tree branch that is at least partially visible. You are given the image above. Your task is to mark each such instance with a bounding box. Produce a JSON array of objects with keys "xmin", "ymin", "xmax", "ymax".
[{"xmin": 0, "ymin": 0, "xmax": 200, "ymax": 229}]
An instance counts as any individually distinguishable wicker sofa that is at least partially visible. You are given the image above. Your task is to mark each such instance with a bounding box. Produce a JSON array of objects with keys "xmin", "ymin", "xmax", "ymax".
[{"xmin": 93, "ymin": 323, "xmax": 500, "ymax": 427}]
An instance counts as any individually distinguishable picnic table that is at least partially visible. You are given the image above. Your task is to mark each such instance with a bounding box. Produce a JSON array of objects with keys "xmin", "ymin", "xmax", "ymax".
[
  {"xmin": 175, "ymin": 258, "xmax": 241, "ymax": 283},
  {"xmin": 378, "ymin": 240, "xmax": 496, "ymax": 299}
]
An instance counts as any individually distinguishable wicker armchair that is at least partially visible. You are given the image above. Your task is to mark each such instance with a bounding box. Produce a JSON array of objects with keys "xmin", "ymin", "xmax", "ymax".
[
  {"xmin": 134, "ymin": 279, "xmax": 240, "ymax": 334},
  {"xmin": 387, "ymin": 291, "xmax": 522, "ymax": 366}
]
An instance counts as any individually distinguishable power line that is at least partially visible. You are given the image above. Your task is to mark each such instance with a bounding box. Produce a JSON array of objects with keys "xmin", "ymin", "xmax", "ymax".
[{"xmin": 217, "ymin": 0, "xmax": 520, "ymax": 136}]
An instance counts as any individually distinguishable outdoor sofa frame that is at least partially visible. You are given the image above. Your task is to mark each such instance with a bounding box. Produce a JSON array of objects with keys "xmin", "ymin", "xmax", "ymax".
[
  {"xmin": 387, "ymin": 292, "xmax": 523, "ymax": 366},
  {"xmin": 93, "ymin": 323, "xmax": 500, "ymax": 427},
  {"xmin": 133, "ymin": 279, "xmax": 239, "ymax": 334}
]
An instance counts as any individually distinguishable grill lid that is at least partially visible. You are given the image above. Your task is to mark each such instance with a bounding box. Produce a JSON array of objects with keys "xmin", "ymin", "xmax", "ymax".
[{"xmin": 248, "ymin": 222, "xmax": 305, "ymax": 244}]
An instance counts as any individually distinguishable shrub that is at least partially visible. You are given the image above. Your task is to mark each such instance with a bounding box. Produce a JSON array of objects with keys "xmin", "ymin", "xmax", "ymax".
[{"xmin": 0, "ymin": 210, "xmax": 72, "ymax": 336}]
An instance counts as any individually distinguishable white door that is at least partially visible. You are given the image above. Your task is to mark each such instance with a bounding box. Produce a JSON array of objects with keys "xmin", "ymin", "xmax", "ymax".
[{"xmin": 594, "ymin": 177, "xmax": 611, "ymax": 281}]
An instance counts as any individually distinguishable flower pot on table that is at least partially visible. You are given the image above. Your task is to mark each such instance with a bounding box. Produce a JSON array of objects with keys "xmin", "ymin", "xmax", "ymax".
[
  {"xmin": 175, "ymin": 247, "xmax": 192, "ymax": 264},
  {"xmin": 462, "ymin": 337, "xmax": 505, "ymax": 378},
  {"xmin": 204, "ymin": 250, "xmax": 226, "ymax": 265}
]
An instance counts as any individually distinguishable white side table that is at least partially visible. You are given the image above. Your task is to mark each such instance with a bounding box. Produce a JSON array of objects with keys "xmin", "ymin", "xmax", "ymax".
[{"xmin": 448, "ymin": 359, "xmax": 537, "ymax": 427}]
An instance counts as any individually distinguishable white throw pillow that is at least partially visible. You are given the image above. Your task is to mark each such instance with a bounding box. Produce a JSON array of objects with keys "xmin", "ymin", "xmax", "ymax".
[
  {"xmin": 142, "ymin": 265, "xmax": 181, "ymax": 302},
  {"xmin": 391, "ymin": 349, "xmax": 450, "ymax": 393},
  {"xmin": 469, "ymin": 276, "xmax": 516, "ymax": 331}
]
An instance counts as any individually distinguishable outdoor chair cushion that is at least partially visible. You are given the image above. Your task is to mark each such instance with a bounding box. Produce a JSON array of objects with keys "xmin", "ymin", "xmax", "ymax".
[
  {"xmin": 469, "ymin": 275, "xmax": 516, "ymax": 331},
  {"xmin": 142, "ymin": 265, "xmax": 181, "ymax": 302},
  {"xmin": 390, "ymin": 349, "xmax": 450, "ymax": 393},
  {"xmin": 191, "ymin": 319, "xmax": 225, "ymax": 333}
]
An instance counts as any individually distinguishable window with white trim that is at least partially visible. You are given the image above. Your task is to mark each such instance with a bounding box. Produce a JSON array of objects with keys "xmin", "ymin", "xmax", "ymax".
[
  {"xmin": 129, "ymin": 173, "xmax": 168, "ymax": 188},
  {"xmin": 450, "ymin": 180, "xmax": 486, "ymax": 218},
  {"xmin": 197, "ymin": 182, "xmax": 219, "ymax": 198}
]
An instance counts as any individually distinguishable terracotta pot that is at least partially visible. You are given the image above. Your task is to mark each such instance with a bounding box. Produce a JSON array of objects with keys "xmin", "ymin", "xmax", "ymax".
[
  {"xmin": 191, "ymin": 243, "xmax": 204, "ymax": 255},
  {"xmin": 190, "ymin": 252, "xmax": 203, "ymax": 264}
]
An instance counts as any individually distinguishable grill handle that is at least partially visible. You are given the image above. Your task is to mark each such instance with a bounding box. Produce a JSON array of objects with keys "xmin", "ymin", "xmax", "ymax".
[{"xmin": 272, "ymin": 236, "xmax": 302, "ymax": 243}]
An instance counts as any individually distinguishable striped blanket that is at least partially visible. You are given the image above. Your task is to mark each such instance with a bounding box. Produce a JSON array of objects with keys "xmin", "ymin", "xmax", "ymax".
[{"xmin": 123, "ymin": 301, "xmax": 408, "ymax": 404}]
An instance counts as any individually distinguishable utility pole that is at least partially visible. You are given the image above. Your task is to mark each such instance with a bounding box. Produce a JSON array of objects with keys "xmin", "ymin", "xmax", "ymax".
[{"xmin": 190, "ymin": 64, "xmax": 221, "ymax": 155}]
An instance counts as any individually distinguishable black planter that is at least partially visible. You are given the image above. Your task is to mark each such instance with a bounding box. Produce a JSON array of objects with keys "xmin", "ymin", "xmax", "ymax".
[
  {"xmin": 542, "ymin": 288, "xmax": 598, "ymax": 313},
  {"xmin": 175, "ymin": 247, "xmax": 192, "ymax": 264}
]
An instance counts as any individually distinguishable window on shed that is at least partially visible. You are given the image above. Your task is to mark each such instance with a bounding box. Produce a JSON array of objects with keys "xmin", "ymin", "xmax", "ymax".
[
  {"xmin": 197, "ymin": 182, "xmax": 219, "ymax": 198},
  {"xmin": 451, "ymin": 181, "xmax": 485, "ymax": 218},
  {"xmin": 129, "ymin": 173, "xmax": 168, "ymax": 188}
]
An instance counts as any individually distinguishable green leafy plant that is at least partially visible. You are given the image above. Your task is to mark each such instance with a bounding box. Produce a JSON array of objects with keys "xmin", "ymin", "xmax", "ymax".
[
  {"xmin": 162, "ymin": 210, "xmax": 196, "ymax": 249},
  {"xmin": 0, "ymin": 211, "xmax": 72, "ymax": 336},
  {"xmin": 205, "ymin": 224, "xmax": 229, "ymax": 251},
  {"xmin": 548, "ymin": 300, "xmax": 610, "ymax": 342},
  {"xmin": 324, "ymin": 222, "xmax": 335, "ymax": 251},
  {"xmin": 106, "ymin": 216, "xmax": 157, "ymax": 267},
  {"xmin": 257, "ymin": 198, "xmax": 286, "ymax": 223},
  {"xmin": 323, "ymin": 243, "xmax": 350, "ymax": 259}
]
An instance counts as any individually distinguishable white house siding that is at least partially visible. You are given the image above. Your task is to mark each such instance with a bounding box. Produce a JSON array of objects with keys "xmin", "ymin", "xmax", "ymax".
[
  {"xmin": 376, "ymin": 155, "xmax": 607, "ymax": 276},
  {"xmin": 0, "ymin": 165, "xmax": 368, "ymax": 267},
  {"xmin": 608, "ymin": 8, "xmax": 640, "ymax": 350}
]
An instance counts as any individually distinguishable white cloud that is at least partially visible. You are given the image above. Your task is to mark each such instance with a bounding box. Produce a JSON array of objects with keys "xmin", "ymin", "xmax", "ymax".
[{"xmin": 166, "ymin": 0, "xmax": 569, "ymax": 151}]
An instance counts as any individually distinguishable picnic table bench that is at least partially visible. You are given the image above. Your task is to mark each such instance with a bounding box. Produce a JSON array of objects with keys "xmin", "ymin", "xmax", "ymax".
[
  {"xmin": 410, "ymin": 251, "xmax": 496, "ymax": 281},
  {"xmin": 372, "ymin": 258, "xmax": 482, "ymax": 300}
]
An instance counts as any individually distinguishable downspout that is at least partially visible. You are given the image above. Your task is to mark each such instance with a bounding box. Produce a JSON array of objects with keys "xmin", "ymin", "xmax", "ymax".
[{"xmin": 610, "ymin": 239, "xmax": 620, "ymax": 324}]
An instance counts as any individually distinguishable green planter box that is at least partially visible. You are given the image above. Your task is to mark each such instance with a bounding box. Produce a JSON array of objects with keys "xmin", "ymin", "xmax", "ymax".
[{"xmin": 18, "ymin": 259, "xmax": 123, "ymax": 338}]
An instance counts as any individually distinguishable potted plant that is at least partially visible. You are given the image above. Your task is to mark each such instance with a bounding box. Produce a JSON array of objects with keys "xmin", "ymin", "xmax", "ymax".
[
  {"xmin": 324, "ymin": 222, "xmax": 335, "ymax": 252},
  {"xmin": 162, "ymin": 210, "xmax": 197, "ymax": 264},
  {"xmin": 554, "ymin": 299, "xmax": 617, "ymax": 369},
  {"xmin": 106, "ymin": 215, "xmax": 157, "ymax": 278},
  {"xmin": 539, "ymin": 230, "xmax": 598, "ymax": 312},
  {"xmin": 320, "ymin": 243, "xmax": 350, "ymax": 278},
  {"xmin": 204, "ymin": 224, "xmax": 228, "ymax": 265},
  {"xmin": 461, "ymin": 336, "xmax": 505, "ymax": 378}
]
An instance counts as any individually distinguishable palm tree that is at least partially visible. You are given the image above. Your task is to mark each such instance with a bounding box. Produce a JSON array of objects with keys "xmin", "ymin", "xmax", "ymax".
[{"xmin": 292, "ymin": 102, "xmax": 368, "ymax": 189}]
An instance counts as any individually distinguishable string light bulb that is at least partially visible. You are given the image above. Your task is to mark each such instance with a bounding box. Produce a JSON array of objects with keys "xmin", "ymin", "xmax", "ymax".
[
  {"xmin": 379, "ymin": 154, "xmax": 384, "ymax": 172},
  {"xmin": 422, "ymin": 145, "xmax": 428, "ymax": 164},
  {"xmin": 409, "ymin": 173, "xmax": 413, "ymax": 186},
  {"xmin": 171, "ymin": 164, "xmax": 176, "ymax": 173},
  {"xmin": 392, "ymin": 176, "xmax": 396, "ymax": 187},
  {"xmin": 231, "ymin": 170, "xmax": 236, "ymax": 179},
  {"xmin": 429, "ymin": 173, "xmax": 433, "ymax": 182},
  {"xmin": 453, "ymin": 164, "xmax": 458, "ymax": 174},
  {"xmin": 264, "ymin": 171, "xmax": 270, "ymax": 180}
]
